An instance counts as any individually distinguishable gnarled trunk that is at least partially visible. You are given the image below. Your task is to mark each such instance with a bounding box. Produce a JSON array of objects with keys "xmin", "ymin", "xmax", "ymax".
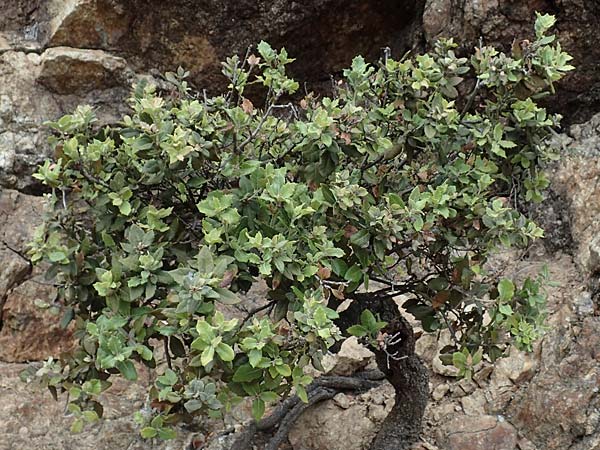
[
  {"xmin": 333, "ymin": 293, "xmax": 429, "ymax": 450},
  {"xmin": 369, "ymin": 316, "xmax": 429, "ymax": 450}
]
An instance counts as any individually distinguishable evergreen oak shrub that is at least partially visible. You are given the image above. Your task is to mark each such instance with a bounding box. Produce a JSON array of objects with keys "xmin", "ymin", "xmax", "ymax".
[{"xmin": 27, "ymin": 13, "xmax": 572, "ymax": 440}]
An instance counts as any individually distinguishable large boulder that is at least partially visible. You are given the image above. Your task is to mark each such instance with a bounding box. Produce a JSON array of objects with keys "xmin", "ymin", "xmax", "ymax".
[
  {"xmin": 437, "ymin": 415, "xmax": 518, "ymax": 450},
  {"xmin": 422, "ymin": 0, "xmax": 600, "ymax": 126},
  {"xmin": 550, "ymin": 113, "xmax": 600, "ymax": 273},
  {"xmin": 0, "ymin": 189, "xmax": 75, "ymax": 362},
  {"xmin": 0, "ymin": 48, "xmax": 129, "ymax": 192},
  {"xmin": 37, "ymin": 47, "xmax": 132, "ymax": 95},
  {"xmin": 0, "ymin": 0, "xmax": 425, "ymax": 192},
  {"xmin": 2, "ymin": 0, "xmax": 600, "ymax": 191}
]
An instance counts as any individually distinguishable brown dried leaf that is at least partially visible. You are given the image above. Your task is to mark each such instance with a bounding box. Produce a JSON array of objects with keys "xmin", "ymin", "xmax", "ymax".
[
  {"xmin": 241, "ymin": 98, "xmax": 254, "ymax": 114},
  {"xmin": 452, "ymin": 268, "xmax": 462, "ymax": 284},
  {"xmin": 272, "ymin": 273, "xmax": 281, "ymax": 290},
  {"xmin": 344, "ymin": 224, "xmax": 358, "ymax": 239},
  {"xmin": 334, "ymin": 297, "xmax": 351, "ymax": 311},
  {"xmin": 417, "ymin": 171, "xmax": 429, "ymax": 181},
  {"xmin": 247, "ymin": 54, "xmax": 261, "ymax": 66},
  {"xmin": 432, "ymin": 290, "xmax": 451, "ymax": 310},
  {"xmin": 317, "ymin": 266, "xmax": 331, "ymax": 280},
  {"xmin": 219, "ymin": 269, "xmax": 236, "ymax": 288}
]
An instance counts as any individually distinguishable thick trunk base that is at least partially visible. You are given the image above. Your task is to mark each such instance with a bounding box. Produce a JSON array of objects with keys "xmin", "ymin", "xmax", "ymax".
[{"xmin": 369, "ymin": 316, "xmax": 429, "ymax": 450}]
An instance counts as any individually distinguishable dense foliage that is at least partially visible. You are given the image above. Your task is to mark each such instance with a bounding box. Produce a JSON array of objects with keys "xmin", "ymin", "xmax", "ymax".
[{"xmin": 27, "ymin": 14, "xmax": 572, "ymax": 438}]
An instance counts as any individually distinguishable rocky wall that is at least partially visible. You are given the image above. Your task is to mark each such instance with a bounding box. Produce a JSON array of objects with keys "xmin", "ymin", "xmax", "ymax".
[{"xmin": 1, "ymin": 1, "xmax": 599, "ymax": 450}]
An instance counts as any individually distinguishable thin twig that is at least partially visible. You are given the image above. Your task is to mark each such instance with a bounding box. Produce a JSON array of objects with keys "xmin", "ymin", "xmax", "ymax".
[{"xmin": 163, "ymin": 336, "xmax": 172, "ymax": 370}]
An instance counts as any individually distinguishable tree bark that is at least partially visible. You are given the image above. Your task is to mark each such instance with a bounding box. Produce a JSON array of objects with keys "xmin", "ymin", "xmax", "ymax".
[
  {"xmin": 368, "ymin": 316, "xmax": 429, "ymax": 450},
  {"xmin": 334, "ymin": 293, "xmax": 429, "ymax": 450},
  {"xmin": 225, "ymin": 294, "xmax": 429, "ymax": 450}
]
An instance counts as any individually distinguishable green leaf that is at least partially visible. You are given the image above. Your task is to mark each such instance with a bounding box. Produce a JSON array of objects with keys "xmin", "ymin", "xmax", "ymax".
[
  {"xmin": 70, "ymin": 418, "xmax": 84, "ymax": 434},
  {"xmin": 349, "ymin": 229, "xmax": 370, "ymax": 248},
  {"xmin": 140, "ymin": 427, "xmax": 158, "ymax": 439},
  {"xmin": 347, "ymin": 325, "xmax": 368, "ymax": 337},
  {"xmin": 201, "ymin": 345, "xmax": 215, "ymax": 367},
  {"xmin": 296, "ymin": 385, "xmax": 308, "ymax": 403},
  {"xmin": 158, "ymin": 428, "xmax": 177, "ymax": 440},
  {"xmin": 196, "ymin": 246, "xmax": 215, "ymax": 273},
  {"xmin": 424, "ymin": 124, "xmax": 436, "ymax": 139},
  {"xmin": 116, "ymin": 360, "xmax": 138, "ymax": 381},
  {"xmin": 252, "ymin": 398, "xmax": 266, "ymax": 421},
  {"xmin": 214, "ymin": 287, "xmax": 241, "ymax": 305},
  {"xmin": 60, "ymin": 307, "xmax": 75, "ymax": 329},
  {"xmin": 216, "ymin": 343, "xmax": 235, "ymax": 362},
  {"xmin": 331, "ymin": 259, "xmax": 348, "ymax": 277},
  {"xmin": 344, "ymin": 265, "xmax": 363, "ymax": 283},
  {"xmin": 452, "ymin": 351, "xmax": 467, "ymax": 368},
  {"xmin": 157, "ymin": 368, "xmax": 178, "ymax": 386},
  {"xmin": 413, "ymin": 215, "xmax": 424, "ymax": 232},
  {"xmin": 48, "ymin": 251, "xmax": 67, "ymax": 262},
  {"xmin": 119, "ymin": 201, "xmax": 132, "ymax": 216},
  {"xmin": 260, "ymin": 391, "xmax": 279, "ymax": 403},
  {"xmin": 248, "ymin": 349, "xmax": 262, "ymax": 367},
  {"xmin": 498, "ymin": 279, "xmax": 515, "ymax": 301},
  {"xmin": 233, "ymin": 364, "xmax": 262, "ymax": 382},
  {"xmin": 69, "ymin": 387, "xmax": 82, "ymax": 399},
  {"xmin": 360, "ymin": 309, "xmax": 377, "ymax": 331},
  {"xmin": 535, "ymin": 12, "xmax": 556, "ymax": 37},
  {"xmin": 82, "ymin": 410, "xmax": 99, "ymax": 422},
  {"xmin": 82, "ymin": 379, "xmax": 102, "ymax": 396},
  {"xmin": 196, "ymin": 320, "xmax": 215, "ymax": 342},
  {"xmin": 275, "ymin": 364, "xmax": 292, "ymax": 377}
]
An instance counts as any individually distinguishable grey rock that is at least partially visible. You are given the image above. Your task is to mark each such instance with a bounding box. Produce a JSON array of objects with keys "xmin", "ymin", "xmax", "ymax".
[
  {"xmin": 327, "ymin": 336, "xmax": 374, "ymax": 376},
  {"xmin": 37, "ymin": 47, "xmax": 132, "ymax": 95},
  {"xmin": 0, "ymin": 363, "xmax": 190, "ymax": 450}
]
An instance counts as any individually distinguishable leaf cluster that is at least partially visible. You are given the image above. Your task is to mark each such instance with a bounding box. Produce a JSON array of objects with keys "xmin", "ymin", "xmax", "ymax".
[{"xmin": 27, "ymin": 14, "xmax": 572, "ymax": 437}]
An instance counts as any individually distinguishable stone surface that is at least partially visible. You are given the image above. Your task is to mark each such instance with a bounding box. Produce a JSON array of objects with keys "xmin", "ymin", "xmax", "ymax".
[
  {"xmin": 0, "ymin": 279, "xmax": 77, "ymax": 362},
  {"xmin": 288, "ymin": 383, "xmax": 395, "ymax": 450},
  {"xmin": 492, "ymin": 348, "xmax": 538, "ymax": 386},
  {"xmin": 549, "ymin": 113, "xmax": 600, "ymax": 273},
  {"xmin": 587, "ymin": 235, "xmax": 600, "ymax": 275},
  {"xmin": 0, "ymin": 51, "xmax": 59, "ymax": 192},
  {"xmin": 0, "ymin": 362, "xmax": 190, "ymax": 450},
  {"xmin": 327, "ymin": 336, "xmax": 374, "ymax": 376},
  {"xmin": 37, "ymin": 47, "xmax": 132, "ymax": 94},
  {"xmin": 0, "ymin": 189, "xmax": 76, "ymax": 362},
  {"xmin": 422, "ymin": 0, "xmax": 600, "ymax": 126},
  {"xmin": 506, "ymin": 316, "xmax": 600, "ymax": 449},
  {"xmin": 0, "ymin": 189, "xmax": 41, "ymax": 306},
  {"xmin": 460, "ymin": 391, "xmax": 487, "ymax": 416},
  {"xmin": 438, "ymin": 415, "xmax": 518, "ymax": 450}
]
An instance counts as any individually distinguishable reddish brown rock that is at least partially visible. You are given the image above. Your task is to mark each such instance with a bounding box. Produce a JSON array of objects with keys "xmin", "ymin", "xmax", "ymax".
[
  {"xmin": 46, "ymin": 0, "xmax": 130, "ymax": 50},
  {"xmin": 0, "ymin": 279, "xmax": 77, "ymax": 362},
  {"xmin": 0, "ymin": 189, "xmax": 75, "ymax": 362},
  {"xmin": 438, "ymin": 415, "xmax": 518, "ymax": 450},
  {"xmin": 506, "ymin": 316, "xmax": 600, "ymax": 449}
]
